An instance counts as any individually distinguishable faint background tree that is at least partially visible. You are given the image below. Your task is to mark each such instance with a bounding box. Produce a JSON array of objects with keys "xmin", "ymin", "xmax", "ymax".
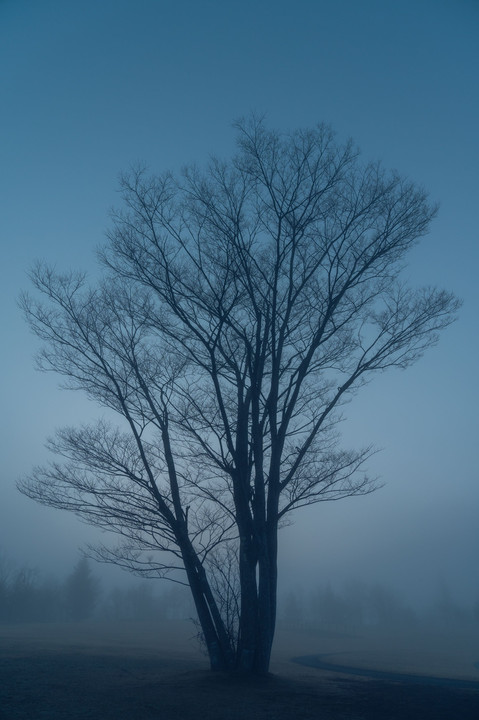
[{"xmin": 63, "ymin": 557, "xmax": 101, "ymax": 621}]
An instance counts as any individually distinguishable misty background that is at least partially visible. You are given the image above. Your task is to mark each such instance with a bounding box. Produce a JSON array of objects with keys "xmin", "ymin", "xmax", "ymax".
[{"xmin": 1, "ymin": 0, "xmax": 478, "ymax": 622}]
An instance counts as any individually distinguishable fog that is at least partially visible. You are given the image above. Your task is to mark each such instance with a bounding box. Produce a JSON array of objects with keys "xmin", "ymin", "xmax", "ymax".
[
  {"xmin": 2, "ymin": 550, "xmax": 478, "ymax": 646},
  {"xmin": 1, "ymin": 0, "xmax": 478, "ymax": 675}
]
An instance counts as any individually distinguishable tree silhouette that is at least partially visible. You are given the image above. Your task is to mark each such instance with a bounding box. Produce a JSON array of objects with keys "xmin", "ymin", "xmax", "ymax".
[
  {"xmin": 64, "ymin": 557, "xmax": 100, "ymax": 621},
  {"xmin": 19, "ymin": 117, "xmax": 460, "ymax": 673}
]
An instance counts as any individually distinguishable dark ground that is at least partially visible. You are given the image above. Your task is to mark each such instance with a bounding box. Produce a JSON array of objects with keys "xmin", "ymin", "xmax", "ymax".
[{"xmin": 1, "ymin": 622, "xmax": 478, "ymax": 719}]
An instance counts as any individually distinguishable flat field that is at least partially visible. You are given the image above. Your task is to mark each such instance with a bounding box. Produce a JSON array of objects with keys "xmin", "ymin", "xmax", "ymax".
[{"xmin": 1, "ymin": 620, "xmax": 478, "ymax": 719}]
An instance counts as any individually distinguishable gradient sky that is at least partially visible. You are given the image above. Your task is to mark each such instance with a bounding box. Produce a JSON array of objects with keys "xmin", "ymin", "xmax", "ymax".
[{"xmin": 1, "ymin": 0, "xmax": 478, "ymax": 604}]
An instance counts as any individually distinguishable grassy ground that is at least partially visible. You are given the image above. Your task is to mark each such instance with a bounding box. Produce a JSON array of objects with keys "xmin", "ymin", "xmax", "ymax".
[{"xmin": 1, "ymin": 620, "xmax": 478, "ymax": 719}]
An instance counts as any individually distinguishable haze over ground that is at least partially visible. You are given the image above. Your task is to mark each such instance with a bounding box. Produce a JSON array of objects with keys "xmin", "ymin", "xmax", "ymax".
[{"xmin": 1, "ymin": 0, "xmax": 478, "ymax": 609}]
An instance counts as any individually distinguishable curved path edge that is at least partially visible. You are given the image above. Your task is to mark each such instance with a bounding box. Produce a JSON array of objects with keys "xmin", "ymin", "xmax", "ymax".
[{"xmin": 291, "ymin": 654, "xmax": 479, "ymax": 689}]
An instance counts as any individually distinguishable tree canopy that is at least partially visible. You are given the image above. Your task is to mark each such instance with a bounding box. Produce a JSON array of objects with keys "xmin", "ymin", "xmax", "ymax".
[{"xmin": 19, "ymin": 117, "xmax": 460, "ymax": 673}]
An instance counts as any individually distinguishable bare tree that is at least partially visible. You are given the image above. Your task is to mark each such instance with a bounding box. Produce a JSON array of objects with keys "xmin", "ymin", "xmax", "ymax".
[{"xmin": 19, "ymin": 117, "xmax": 460, "ymax": 674}]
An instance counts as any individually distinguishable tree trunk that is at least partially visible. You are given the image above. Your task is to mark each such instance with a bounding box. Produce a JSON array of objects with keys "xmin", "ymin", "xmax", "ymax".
[
  {"xmin": 179, "ymin": 539, "xmax": 235, "ymax": 672},
  {"xmin": 255, "ymin": 524, "xmax": 278, "ymax": 674},
  {"xmin": 236, "ymin": 538, "xmax": 259, "ymax": 672},
  {"xmin": 235, "ymin": 522, "xmax": 278, "ymax": 675}
]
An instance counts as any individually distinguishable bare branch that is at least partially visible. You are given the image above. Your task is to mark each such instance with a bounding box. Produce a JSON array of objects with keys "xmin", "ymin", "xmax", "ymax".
[{"xmin": 19, "ymin": 116, "xmax": 460, "ymax": 674}]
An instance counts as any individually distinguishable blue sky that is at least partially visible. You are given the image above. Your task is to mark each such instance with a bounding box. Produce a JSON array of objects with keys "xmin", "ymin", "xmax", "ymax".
[{"xmin": 1, "ymin": 0, "xmax": 478, "ymax": 602}]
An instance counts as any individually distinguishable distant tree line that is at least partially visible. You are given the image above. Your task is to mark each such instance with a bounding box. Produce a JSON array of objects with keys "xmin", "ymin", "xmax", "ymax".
[
  {"xmin": 101, "ymin": 580, "xmax": 193, "ymax": 622},
  {"xmin": 280, "ymin": 581, "xmax": 479, "ymax": 634},
  {"xmin": 0, "ymin": 555, "xmax": 98, "ymax": 623},
  {"xmin": 2, "ymin": 550, "xmax": 477, "ymax": 632},
  {"xmin": 0, "ymin": 554, "xmax": 191, "ymax": 624}
]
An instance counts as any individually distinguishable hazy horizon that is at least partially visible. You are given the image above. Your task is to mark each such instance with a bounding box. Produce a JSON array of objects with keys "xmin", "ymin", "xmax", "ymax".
[{"xmin": 1, "ymin": 0, "xmax": 478, "ymax": 616}]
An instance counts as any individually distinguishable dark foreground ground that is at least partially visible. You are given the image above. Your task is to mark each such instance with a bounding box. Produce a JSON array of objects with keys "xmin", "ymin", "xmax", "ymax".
[{"xmin": 1, "ymin": 621, "xmax": 478, "ymax": 719}]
